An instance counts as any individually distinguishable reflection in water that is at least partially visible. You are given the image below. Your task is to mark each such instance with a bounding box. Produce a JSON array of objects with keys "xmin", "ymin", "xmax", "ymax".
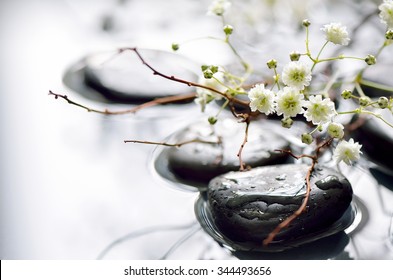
[
  {"xmin": 3, "ymin": 0, "xmax": 393, "ymax": 260},
  {"xmin": 96, "ymin": 222, "xmax": 198, "ymax": 260}
]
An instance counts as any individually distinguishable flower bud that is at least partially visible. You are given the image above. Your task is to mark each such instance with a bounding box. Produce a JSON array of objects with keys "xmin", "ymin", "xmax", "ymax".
[
  {"xmin": 267, "ymin": 59, "xmax": 277, "ymax": 69},
  {"xmin": 210, "ymin": 65, "xmax": 219, "ymax": 74},
  {"xmin": 341, "ymin": 89, "xmax": 352, "ymax": 99},
  {"xmin": 301, "ymin": 133, "xmax": 313, "ymax": 144},
  {"xmin": 327, "ymin": 122, "xmax": 344, "ymax": 139},
  {"xmin": 171, "ymin": 43, "xmax": 179, "ymax": 51},
  {"xmin": 208, "ymin": 116, "xmax": 217, "ymax": 125},
  {"xmin": 289, "ymin": 51, "xmax": 301, "ymax": 61},
  {"xmin": 302, "ymin": 19, "xmax": 311, "ymax": 27},
  {"xmin": 281, "ymin": 117, "xmax": 294, "ymax": 128},
  {"xmin": 378, "ymin": 96, "xmax": 389, "ymax": 109},
  {"xmin": 223, "ymin": 24, "xmax": 233, "ymax": 35},
  {"xmin": 359, "ymin": 96, "xmax": 371, "ymax": 107},
  {"xmin": 203, "ymin": 69, "xmax": 213, "ymax": 79},
  {"xmin": 386, "ymin": 29, "xmax": 393, "ymax": 40},
  {"xmin": 201, "ymin": 65, "xmax": 209, "ymax": 71},
  {"xmin": 365, "ymin": 54, "xmax": 376, "ymax": 65}
]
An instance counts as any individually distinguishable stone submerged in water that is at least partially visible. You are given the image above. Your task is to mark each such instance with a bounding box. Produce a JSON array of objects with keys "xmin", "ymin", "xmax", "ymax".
[
  {"xmin": 166, "ymin": 119, "xmax": 291, "ymax": 186},
  {"xmin": 207, "ymin": 163, "xmax": 353, "ymax": 250},
  {"xmin": 83, "ymin": 49, "xmax": 198, "ymax": 103}
]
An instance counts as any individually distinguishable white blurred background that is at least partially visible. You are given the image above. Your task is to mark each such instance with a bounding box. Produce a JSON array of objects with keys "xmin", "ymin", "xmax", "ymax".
[{"xmin": 1, "ymin": 0, "xmax": 392, "ymax": 260}]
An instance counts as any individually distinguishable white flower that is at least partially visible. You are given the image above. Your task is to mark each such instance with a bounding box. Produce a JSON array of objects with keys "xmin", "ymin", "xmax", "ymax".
[
  {"xmin": 281, "ymin": 61, "xmax": 312, "ymax": 91},
  {"xmin": 207, "ymin": 0, "xmax": 231, "ymax": 16},
  {"xmin": 333, "ymin": 138, "xmax": 362, "ymax": 165},
  {"xmin": 304, "ymin": 95, "xmax": 336, "ymax": 124},
  {"xmin": 321, "ymin": 23, "xmax": 350, "ymax": 45},
  {"xmin": 379, "ymin": 0, "xmax": 393, "ymax": 28},
  {"xmin": 327, "ymin": 122, "xmax": 345, "ymax": 139},
  {"xmin": 195, "ymin": 72, "xmax": 226, "ymax": 112},
  {"xmin": 276, "ymin": 87, "xmax": 305, "ymax": 118},
  {"xmin": 248, "ymin": 84, "xmax": 276, "ymax": 115}
]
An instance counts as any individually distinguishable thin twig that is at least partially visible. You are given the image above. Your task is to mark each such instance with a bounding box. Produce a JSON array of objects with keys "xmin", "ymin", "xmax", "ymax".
[
  {"xmin": 120, "ymin": 47, "xmax": 250, "ymax": 108},
  {"xmin": 263, "ymin": 138, "xmax": 333, "ymax": 246},
  {"xmin": 274, "ymin": 149, "xmax": 315, "ymax": 161},
  {"xmin": 263, "ymin": 161, "xmax": 315, "ymax": 246},
  {"xmin": 236, "ymin": 118, "xmax": 250, "ymax": 171},
  {"xmin": 48, "ymin": 90, "xmax": 196, "ymax": 115},
  {"xmin": 124, "ymin": 138, "xmax": 220, "ymax": 148},
  {"xmin": 50, "ymin": 46, "xmax": 251, "ymax": 114}
]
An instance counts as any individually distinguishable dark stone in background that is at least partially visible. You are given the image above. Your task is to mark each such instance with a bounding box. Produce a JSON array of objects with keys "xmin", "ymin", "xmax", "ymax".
[{"xmin": 166, "ymin": 119, "xmax": 291, "ymax": 186}]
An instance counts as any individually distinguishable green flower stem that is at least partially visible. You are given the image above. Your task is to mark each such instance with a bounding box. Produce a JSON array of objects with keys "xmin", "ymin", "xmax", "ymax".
[
  {"xmin": 321, "ymin": 71, "xmax": 340, "ymax": 98},
  {"xmin": 305, "ymin": 26, "xmax": 311, "ymax": 57},
  {"xmin": 215, "ymin": 99, "xmax": 230, "ymax": 118},
  {"xmin": 221, "ymin": 15, "xmax": 251, "ymax": 74},
  {"xmin": 223, "ymin": 69, "xmax": 246, "ymax": 87},
  {"xmin": 273, "ymin": 68, "xmax": 281, "ymax": 90},
  {"xmin": 356, "ymin": 40, "xmax": 388, "ymax": 81},
  {"xmin": 315, "ymin": 41, "xmax": 329, "ymax": 62},
  {"xmin": 361, "ymin": 110, "xmax": 393, "ymax": 128},
  {"xmin": 360, "ymin": 79, "xmax": 393, "ymax": 93},
  {"xmin": 213, "ymin": 76, "xmax": 231, "ymax": 90},
  {"xmin": 338, "ymin": 108, "xmax": 393, "ymax": 128},
  {"xmin": 310, "ymin": 41, "xmax": 329, "ymax": 71},
  {"xmin": 309, "ymin": 125, "xmax": 320, "ymax": 135},
  {"xmin": 355, "ymin": 82, "xmax": 367, "ymax": 97},
  {"xmin": 317, "ymin": 55, "xmax": 363, "ymax": 63},
  {"xmin": 226, "ymin": 39, "xmax": 251, "ymax": 73}
]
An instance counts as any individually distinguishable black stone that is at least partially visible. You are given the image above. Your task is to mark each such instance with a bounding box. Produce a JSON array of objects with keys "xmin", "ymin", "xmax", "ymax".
[
  {"xmin": 206, "ymin": 164, "xmax": 353, "ymax": 250},
  {"xmin": 350, "ymin": 111, "xmax": 393, "ymax": 174},
  {"xmin": 82, "ymin": 49, "xmax": 198, "ymax": 103},
  {"xmin": 165, "ymin": 119, "xmax": 291, "ymax": 186}
]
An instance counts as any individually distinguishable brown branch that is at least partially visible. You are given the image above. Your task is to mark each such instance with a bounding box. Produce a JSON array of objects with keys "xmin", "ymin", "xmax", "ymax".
[
  {"xmin": 237, "ymin": 117, "xmax": 250, "ymax": 171},
  {"xmin": 50, "ymin": 47, "xmax": 252, "ymax": 116},
  {"xmin": 120, "ymin": 47, "xmax": 250, "ymax": 108},
  {"xmin": 48, "ymin": 90, "xmax": 196, "ymax": 115},
  {"xmin": 263, "ymin": 161, "xmax": 315, "ymax": 246},
  {"xmin": 263, "ymin": 137, "xmax": 334, "ymax": 246},
  {"xmin": 124, "ymin": 138, "xmax": 220, "ymax": 148},
  {"xmin": 274, "ymin": 149, "xmax": 315, "ymax": 161}
]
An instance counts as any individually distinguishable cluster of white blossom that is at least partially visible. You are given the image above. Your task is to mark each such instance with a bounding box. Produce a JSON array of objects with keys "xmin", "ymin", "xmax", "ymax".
[
  {"xmin": 245, "ymin": 21, "xmax": 362, "ymax": 166},
  {"xmin": 207, "ymin": 0, "xmax": 231, "ymax": 16},
  {"xmin": 194, "ymin": 0, "xmax": 393, "ymax": 167},
  {"xmin": 379, "ymin": 0, "xmax": 393, "ymax": 29}
]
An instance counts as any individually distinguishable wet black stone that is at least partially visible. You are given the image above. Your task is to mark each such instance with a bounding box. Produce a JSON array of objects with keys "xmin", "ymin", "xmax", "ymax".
[
  {"xmin": 82, "ymin": 49, "xmax": 198, "ymax": 103},
  {"xmin": 207, "ymin": 164, "xmax": 353, "ymax": 248},
  {"xmin": 166, "ymin": 119, "xmax": 291, "ymax": 186},
  {"xmin": 350, "ymin": 112, "xmax": 393, "ymax": 174}
]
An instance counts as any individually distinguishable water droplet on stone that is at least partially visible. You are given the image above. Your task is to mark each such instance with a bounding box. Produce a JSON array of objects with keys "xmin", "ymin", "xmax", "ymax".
[{"xmin": 275, "ymin": 174, "xmax": 287, "ymax": 181}]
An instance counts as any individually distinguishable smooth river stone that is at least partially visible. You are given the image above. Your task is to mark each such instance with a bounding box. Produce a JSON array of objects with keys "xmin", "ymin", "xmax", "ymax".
[
  {"xmin": 207, "ymin": 164, "xmax": 353, "ymax": 248},
  {"xmin": 166, "ymin": 119, "xmax": 291, "ymax": 185},
  {"xmin": 350, "ymin": 110, "xmax": 393, "ymax": 173},
  {"xmin": 83, "ymin": 49, "xmax": 198, "ymax": 103}
]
